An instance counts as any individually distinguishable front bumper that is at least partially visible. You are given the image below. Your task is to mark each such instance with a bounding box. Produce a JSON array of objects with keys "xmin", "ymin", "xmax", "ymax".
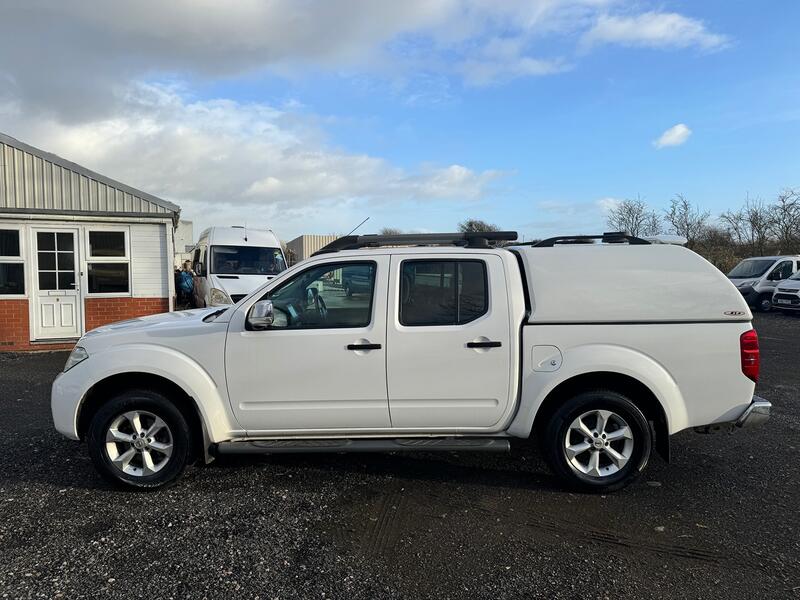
[
  {"xmin": 51, "ymin": 369, "xmax": 84, "ymax": 440},
  {"xmin": 735, "ymin": 396, "xmax": 771, "ymax": 428},
  {"xmin": 736, "ymin": 286, "xmax": 759, "ymax": 306},
  {"xmin": 772, "ymin": 292, "xmax": 800, "ymax": 309}
]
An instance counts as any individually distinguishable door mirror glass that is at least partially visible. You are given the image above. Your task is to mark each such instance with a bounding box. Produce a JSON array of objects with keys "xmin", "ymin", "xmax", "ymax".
[{"xmin": 247, "ymin": 299, "xmax": 274, "ymax": 330}]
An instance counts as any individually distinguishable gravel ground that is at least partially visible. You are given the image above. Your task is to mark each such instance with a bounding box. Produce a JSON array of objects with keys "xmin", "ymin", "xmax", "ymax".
[{"xmin": 1, "ymin": 313, "xmax": 798, "ymax": 599}]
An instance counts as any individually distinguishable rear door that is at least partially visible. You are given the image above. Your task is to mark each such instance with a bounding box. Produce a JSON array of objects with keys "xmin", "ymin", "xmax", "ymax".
[{"xmin": 386, "ymin": 253, "xmax": 513, "ymax": 429}]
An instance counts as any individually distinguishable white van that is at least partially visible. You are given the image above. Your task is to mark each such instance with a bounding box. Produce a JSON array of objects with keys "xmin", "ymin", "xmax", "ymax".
[
  {"xmin": 191, "ymin": 227, "xmax": 287, "ymax": 307},
  {"xmin": 726, "ymin": 255, "xmax": 800, "ymax": 311}
]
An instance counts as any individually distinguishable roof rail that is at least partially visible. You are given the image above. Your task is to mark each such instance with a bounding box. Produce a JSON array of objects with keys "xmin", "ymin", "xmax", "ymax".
[
  {"xmin": 312, "ymin": 231, "xmax": 518, "ymax": 256},
  {"xmin": 526, "ymin": 231, "xmax": 651, "ymax": 248}
]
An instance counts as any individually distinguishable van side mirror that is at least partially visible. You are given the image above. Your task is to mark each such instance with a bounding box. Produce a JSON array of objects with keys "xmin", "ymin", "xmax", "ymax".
[
  {"xmin": 196, "ymin": 262, "xmax": 204, "ymax": 276},
  {"xmin": 247, "ymin": 300, "xmax": 274, "ymax": 330}
]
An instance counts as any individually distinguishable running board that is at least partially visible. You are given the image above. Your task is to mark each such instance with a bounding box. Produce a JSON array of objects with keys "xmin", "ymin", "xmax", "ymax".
[{"xmin": 216, "ymin": 438, "xmax": 510, "ymax": 455}]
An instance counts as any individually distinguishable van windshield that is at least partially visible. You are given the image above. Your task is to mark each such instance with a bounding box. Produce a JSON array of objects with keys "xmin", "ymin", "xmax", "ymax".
[
  {"xmin": 211, "ymin": 246, "xmax": 286, "ymax": 275},
  {"xmin": 727, "ymin": 259, "xmax": 774, "ymax": 279}
]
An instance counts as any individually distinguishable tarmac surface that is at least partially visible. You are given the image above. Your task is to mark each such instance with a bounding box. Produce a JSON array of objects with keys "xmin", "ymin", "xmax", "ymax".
[{"xmin": 1, "ymin": 313, "xmax": 798, "ymax": 599}]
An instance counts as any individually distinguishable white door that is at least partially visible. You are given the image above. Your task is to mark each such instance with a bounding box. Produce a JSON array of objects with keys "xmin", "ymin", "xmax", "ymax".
[
  {"xmin": 386, "ymin": 254, "xmax": 512, "ymax": 429},
  {"xmin": 32, "ymin": 229, "xmax": 82, "ymax": 339},
  {"xmin": 225, "ymin": 256, "xmax": 391, "ymax": 432}
]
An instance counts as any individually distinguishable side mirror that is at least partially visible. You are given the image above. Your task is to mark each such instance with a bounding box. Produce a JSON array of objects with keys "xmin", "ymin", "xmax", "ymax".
[
  {"xmin": 247, "ymin": 300, "xmax": 274, "ymax": 330},
  {"xmin": 196, "ymin": 262, "xmax": 204, "ymax": 276}
]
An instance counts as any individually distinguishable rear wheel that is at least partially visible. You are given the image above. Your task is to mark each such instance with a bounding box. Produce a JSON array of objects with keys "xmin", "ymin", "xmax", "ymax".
[
  {"xmin": 541, "ymin": 390, "xmax": 652, "ymax": 493},
  {"xmin": 87, "ymin": 389, "xmax": 191, "ymax": 489}
]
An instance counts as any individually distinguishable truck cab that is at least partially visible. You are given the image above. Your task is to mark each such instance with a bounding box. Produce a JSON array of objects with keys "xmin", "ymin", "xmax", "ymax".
[
  {"xmin": 191, "ymin": 226, "xmax": 287, "ymax": 307},
  {"xmin": 52, "ymin": 231, "xmax": 770, "ymax": 492}
]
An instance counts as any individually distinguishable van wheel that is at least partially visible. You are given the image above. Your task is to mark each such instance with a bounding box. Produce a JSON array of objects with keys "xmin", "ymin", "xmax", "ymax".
[
  {"xmin": 757, "ymin": 294, "xmax": 772, "ymax": 312},
  {"xmin": 541, "ymin": 390, "xmax": 652, "ymax": 493},
  {"xmin": 87, "ymin": 389, "xmax": 191, "ymax": 490}
]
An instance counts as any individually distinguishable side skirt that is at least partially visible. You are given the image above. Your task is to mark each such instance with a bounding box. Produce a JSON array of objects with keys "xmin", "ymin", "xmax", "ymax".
[{"xmin": 216, "ymin": 437, "xmax": 511, "ymax": 455}]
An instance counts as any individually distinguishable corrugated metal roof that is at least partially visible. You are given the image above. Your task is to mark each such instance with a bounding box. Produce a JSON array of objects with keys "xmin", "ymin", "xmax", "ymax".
[{"xmin": 0, "ymin": 131, "xmax": 179, "ymax": 220}]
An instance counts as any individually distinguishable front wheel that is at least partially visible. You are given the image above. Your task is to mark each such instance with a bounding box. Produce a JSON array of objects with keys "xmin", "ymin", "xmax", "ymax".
[
  {"xmin": 540, "ymin": 390, "xmax": 652, "ymax": 493},
  {"xmin": 87, "ymin": 389, "xmax": 191, "ymax": 489},
  {"xmin": 757, "ymin": 294, "xmax": 772, "ymax": 312}
]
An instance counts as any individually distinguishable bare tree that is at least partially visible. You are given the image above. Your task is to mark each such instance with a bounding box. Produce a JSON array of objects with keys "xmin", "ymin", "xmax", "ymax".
[
  {"xmin": 378, "ymin": 227, "xmax": 403, "ymax": 236},
  {"xmin": 605, "ymin": 197, "xmax": 662, "ymax": 237},
  {"xmin": 720, "ymin": 195, "xmax": 774, "ymax": 256},
  {"xmin": 769, "ymin": 188, "xmax": 800, "ymax": 253},
  {"xmin": 458, "ymin": 219, "xmax": 501, "ymax": 233},
  {"xmin": 663, "ymin": 194, "xmax": 710, "ymax": 247}
]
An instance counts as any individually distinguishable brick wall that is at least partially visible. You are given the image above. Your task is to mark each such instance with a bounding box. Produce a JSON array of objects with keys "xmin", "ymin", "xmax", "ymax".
[
  {"xmin": 83, "ymin": 297, "xmax": 170, "ymax": 331},
  {"xmin": 0, "ymin": 297, "xmax": 169, "ymax": 352}
]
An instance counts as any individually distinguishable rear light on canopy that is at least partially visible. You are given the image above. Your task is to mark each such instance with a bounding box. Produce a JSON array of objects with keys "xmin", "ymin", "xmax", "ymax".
[{"xmin": 740, "ymin": 329, "xmax": 760, "ymax": 383}]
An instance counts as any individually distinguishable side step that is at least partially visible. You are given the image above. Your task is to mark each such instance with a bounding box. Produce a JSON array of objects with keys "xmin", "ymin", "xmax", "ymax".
[{"xmin": 216, "ymin": 437, "xmax": 511, "ymax": 455}]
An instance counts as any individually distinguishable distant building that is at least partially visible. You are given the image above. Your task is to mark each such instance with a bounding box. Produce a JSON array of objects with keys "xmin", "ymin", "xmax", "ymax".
[
  {"xmin": 174, "ymin": 219, "xmax": 194, "ymax": 267},
  {"xmin": 0, "ymin": 132, "xmax": 180, "ymax": 351},
  {"xmin": 285, "ymin": 234, "xmax": 337, "ymax": 265}
]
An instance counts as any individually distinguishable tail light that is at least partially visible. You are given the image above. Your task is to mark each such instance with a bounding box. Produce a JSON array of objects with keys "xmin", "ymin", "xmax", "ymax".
[{"xmin": 740, "ymin": 329, "xmax": 760, "ymax": 382}]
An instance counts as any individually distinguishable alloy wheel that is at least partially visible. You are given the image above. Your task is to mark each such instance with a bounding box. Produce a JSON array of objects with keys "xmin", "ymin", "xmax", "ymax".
[
  {"xmin": 563, "ymin": 409, "xmax": 635, "ymax": 479},
  {"xmin": 105, "ymin": 410, "xmax": 174, "ymax": 477}
]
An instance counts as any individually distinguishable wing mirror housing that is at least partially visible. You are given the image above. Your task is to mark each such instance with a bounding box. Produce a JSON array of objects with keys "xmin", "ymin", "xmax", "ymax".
[{"xmin": 247, "ymin": 299, "xmax": 274, "ymax": 330}]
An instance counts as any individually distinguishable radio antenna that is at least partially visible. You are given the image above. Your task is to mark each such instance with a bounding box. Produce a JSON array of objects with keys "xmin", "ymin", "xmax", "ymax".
[{"xmin": 344, "ymin": 216, "xmax": 370, "ymax": 237}]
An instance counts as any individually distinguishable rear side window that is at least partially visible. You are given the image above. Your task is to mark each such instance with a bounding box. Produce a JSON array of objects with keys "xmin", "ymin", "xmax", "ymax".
[{"xmin": 400, "ymin": 260, "xmax": 487, "ymax": 326}]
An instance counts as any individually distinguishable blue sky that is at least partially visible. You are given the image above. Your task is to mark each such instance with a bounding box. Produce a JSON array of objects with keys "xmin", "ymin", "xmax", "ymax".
[{"xmin": 1, "ymin": 1, "xmax": 798, "ymax": 241}]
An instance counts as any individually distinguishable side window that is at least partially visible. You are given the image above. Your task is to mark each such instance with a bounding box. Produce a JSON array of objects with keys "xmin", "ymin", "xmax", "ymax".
[
  {"xmin": 400, "ymin": 260, "xmax": 487, "ymax": 326},
  {"xmin": 0, "ymin": 229, "xmax": 24, "ymax": 295},
  {"xmin": 774, "ymin": 261, "xmax": 792, "ymax": 280},
  {"xmin": 265, "ymin": 261, "xmax": 376, "ymax": 329}
]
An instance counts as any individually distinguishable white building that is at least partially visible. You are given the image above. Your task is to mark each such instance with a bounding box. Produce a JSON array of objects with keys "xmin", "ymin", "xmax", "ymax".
[{"xmin": 0, "ymin": 132, "xmax": 179, "ymax": 351}]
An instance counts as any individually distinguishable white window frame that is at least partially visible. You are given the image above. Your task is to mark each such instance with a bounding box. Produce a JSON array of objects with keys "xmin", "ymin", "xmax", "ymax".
[
  {"xmin": 0, "ymin": 225, "xmax": 27, "ymax": 298},
  {"xmin": 84, "ymin": 226, "xmax": 132, "ymax": 297}
]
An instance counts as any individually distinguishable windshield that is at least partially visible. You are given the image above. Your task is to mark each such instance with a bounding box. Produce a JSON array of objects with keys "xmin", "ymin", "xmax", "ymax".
[
  {"xmin": 727, "ymin": 259, "xmax": 774, "ymax": 279},
  {"xmin": 211, "ymin": 246, "xmax": 286, "ymax": 275}
]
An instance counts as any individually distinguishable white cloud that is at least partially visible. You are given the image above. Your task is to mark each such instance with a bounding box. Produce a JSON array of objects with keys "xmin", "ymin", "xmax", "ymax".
[
  {"xmin": 583, "ymin": 12, "xmax": 728, "ymax": 50},
  {"xmin": 0, "ymin": 1, "xmax": 729, "ymax": 118},
  {"xmin": 653, "ymin": 123, "xmax": 692, "ymax": 149},
  {"xmin": 0, "ymin": 83, "xmax": 499, "ymax": 237},
  {"xmin": 459, "ymin": 37, "xmax": 570, "ymax": 86}
]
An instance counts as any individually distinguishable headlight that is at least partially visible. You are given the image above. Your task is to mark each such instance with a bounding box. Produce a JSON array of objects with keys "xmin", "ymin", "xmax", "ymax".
[
  {"xmin": 64, "ymin": 346, "xmax": 89, "ymax": 372},
  {"xmin": 209, "ymin": 287, "xmax": 232, "ymax": 306}
]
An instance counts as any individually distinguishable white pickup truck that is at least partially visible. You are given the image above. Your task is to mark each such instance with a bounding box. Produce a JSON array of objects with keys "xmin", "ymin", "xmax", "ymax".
[{"xmin": 51, "ymin": 231, "xmax": 770, "ymax": 492}]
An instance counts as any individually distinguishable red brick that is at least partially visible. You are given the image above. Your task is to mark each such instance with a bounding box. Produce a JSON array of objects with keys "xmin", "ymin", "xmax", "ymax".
[{"xmin": 0, "ymin": 297, "xmax": 169, "ymax": 352}]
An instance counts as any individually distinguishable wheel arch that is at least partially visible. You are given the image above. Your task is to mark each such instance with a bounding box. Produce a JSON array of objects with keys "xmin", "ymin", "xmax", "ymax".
[
  {"xmin": 531, "ymin": 371, "xmax": 670, "ymax": 461},
  {"xmin": 77, "ymin": 372, "xmax": 210, "ymax": 462}
]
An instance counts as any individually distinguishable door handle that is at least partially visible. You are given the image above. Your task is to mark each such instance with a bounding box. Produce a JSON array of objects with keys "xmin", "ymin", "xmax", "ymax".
[
  {"xmin": 467, "ymin": 341, "xmax": 502, "ymax": 348},
  {"xmin": 347, "ymin": 343, "xmax": 382, "ymax": 351}
]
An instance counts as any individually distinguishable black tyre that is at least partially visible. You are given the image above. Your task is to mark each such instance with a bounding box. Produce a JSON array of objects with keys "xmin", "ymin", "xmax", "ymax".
[
  {"xmin": 540, "ymin": 390, "xmax": 652, "ymax": 493},
  {"xmin": 87, "ymin": 389, "xmax": 191, "ymax": 490},
  {"xmin": 757, "ymin": 294, "xmax": 772, "ymax": 312}
]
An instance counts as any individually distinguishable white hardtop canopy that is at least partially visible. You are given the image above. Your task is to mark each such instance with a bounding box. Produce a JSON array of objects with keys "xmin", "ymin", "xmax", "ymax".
[{"xmin": 513, "ymin": 243, "xmax": 750, "ymax": 323}]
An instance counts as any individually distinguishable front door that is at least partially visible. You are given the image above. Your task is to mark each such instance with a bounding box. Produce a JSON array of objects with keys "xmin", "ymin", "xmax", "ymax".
[
  {"xmin": 32, "ymin": 229, "xmax": 82, "ymax": 339},
  {"xmin": 225, "ymin": 256, "xmax": 391, "ymax": 432},
  {"xmin": 386, "ymin": 254, "xmax": 513, "ymax": 429}
]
